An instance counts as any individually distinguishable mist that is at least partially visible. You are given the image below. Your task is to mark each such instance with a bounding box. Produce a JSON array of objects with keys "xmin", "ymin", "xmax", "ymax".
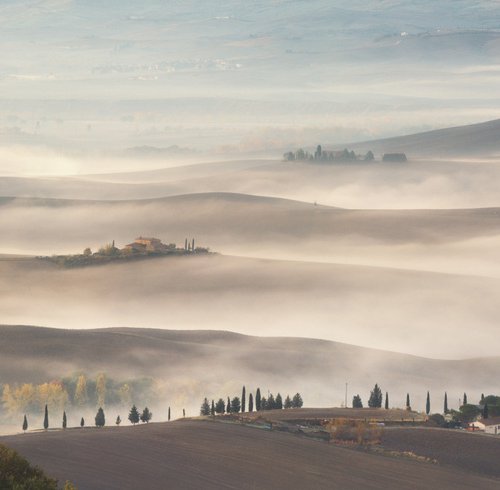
[
  {"xmin": 2, "ymin": 1, "xmax": 500, "ymax": 162},
  {"xmin": 2, "ymin": 0, "xmax": 500, "ymax": 433}
]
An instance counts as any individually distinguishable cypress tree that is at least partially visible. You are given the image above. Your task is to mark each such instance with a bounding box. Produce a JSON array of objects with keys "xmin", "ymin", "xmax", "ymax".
[
  {"xmin": 227, "ymin": 397, "xmax": 231, "ymax": 414},
  {"xmin": 483, "ymin": 403, "xmax": 489, "ymax": 419},
  {"xmin": 192, "ymin": 238, "xmax": 195, "ymax": 251},
  {"xmin": 406, "ymin": 393, "xmax": 410, "ymax": 410},
  {"xmin": 128, "ymin": 405, "xmax": 140, "ymax": 425},
  {"xmin": 241, "ymin": 386, "xmax": 246, "ymax": 413},
  {"xmin": 444, "ymin": 392, "xmax": 448, "ymax": 414},
  {"xmin": 80, "ymin": 417, "xmax": 84, "ymax": 428},
  {"xmin": 168, "ymin": 407, "xmax": 171, "ymax": 421},
  {"xmin": 22, "ymin": 415, "xmax": 28, "ymax": 433},
  {"xmin": 260, "ymin": 397, "xmax": 267, "ymax": 410},
  {"xmin": 426, "ymin": 391, "xmax": 431, "ymax": 415},
  {"xmin": 352, "ymin": 395, "xmax": 363, "ymax": 408},
  {"xmin": 140, "ymin": 407, "xmax": 152, "ymax": 423},
  {"xmin": 248, "ymin": 393, "xmax": 254, "ymax": 412},
  {"xmin": 256, "ymin": 388, "xmax": 261, "ymax": 411},
  {"xmin": 95, "ymin": 407, "xmax": 105, "ymax": 427},
  {"xmin": 116, "ymin": 415, "xmax": 121, "ymax": 426},
  {"xmin": 276, "ymin": 393, "xmax": 283, "ymax": 410},
  {"xmin": 231, "ymin": 397, "xmax": 241, "ymax": 413},
  {"xmin": 384, "ymin": 392, "xmax": 389, "ymax": 410},
  {"xmin": 481, "ymin": 393, "xmax": 485, "ymax": 404},
  {"xmin": 267, "ymin": 393, "xmax": 276, "ymax": 410},
  {"xmin": 183, "ymin": 409, "xmax": 185, "ymax": 418},
  {"xmin": 184, "ymin": 238, "xmax": 188, "ymax": 250},
  {"xmin": 292, "ymin": 393, "xmax": 303, "ymax": 408},
  {"xmin": 368, "ymin": 384, "xmax": 383, "ymax": 408},
  {"xmin": 463, "ymin": 393, "xmax": 468, "ymax": 405},
  {"xmin": 215, "ymin": 398, "xmax": 225, "ymax": 414},
  {"xmin": 200, "ymin": 398, "xmax": 211, "ymax": 416},
  {"xmin": 210, "ymin": 400, "xmax": 215, "ymax": 416},
  {"xmin": 43, "ymin": 405, "xmax": 49, "ymax": 430},
  {"xmin": 284, "ymin": 395, "xmax": 293, "ymax": 409},
  {"xmin": 62, "ymin": 411, "xmax": 67, "ymax": 429}
]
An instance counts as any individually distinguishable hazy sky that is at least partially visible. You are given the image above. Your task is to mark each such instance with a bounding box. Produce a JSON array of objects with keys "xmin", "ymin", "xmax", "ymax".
[
  {"xmin": 1, "ymin": 1, "xmax": 500, "ymax": 366},
  {"xmin": 1, "ymin": 0, "xmax": 500, "ymax": 167}
]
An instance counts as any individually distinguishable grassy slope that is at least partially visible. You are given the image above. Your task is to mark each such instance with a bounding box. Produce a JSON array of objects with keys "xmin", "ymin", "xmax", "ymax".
[
  {"xmin": 350, "ymin": 119, "xmax": 500, "ymax": 156},
  {"xmin": 2, "ymin": 420, "xmax": 499, "ymax": 490}
]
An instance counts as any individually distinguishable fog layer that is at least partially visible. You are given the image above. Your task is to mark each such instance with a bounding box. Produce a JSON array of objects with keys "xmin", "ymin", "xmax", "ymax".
[{"xmin": 0, "ymin": 255, "xmax": 498, "ymax": 359}]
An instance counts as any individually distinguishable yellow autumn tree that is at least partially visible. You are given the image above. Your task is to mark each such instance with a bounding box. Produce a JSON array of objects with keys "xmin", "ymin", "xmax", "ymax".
[
  {"xmin": 3, "ymin": 383, "xmax": 42, "ymax": 416},
  {"xmin": 2, "ymin": 384, "xmax": 16, "ymax": 416},
  {"xmin": 118, "ymin": 383, "xmax": 131, "ymax": 406},
  {"xmin": 96, "ymin": 373, "xmax": 106, "ymax": 407},
  {"xmin": 74, "ymin": 375, "xmax": 88, "ymax": 406},
  {"xmin": 37, "ymin": 382, "xmax": 69, "ymax": 412},
  {"xmin": 14, "ymin": 384, "xmax": 37, "ymax": 413}
]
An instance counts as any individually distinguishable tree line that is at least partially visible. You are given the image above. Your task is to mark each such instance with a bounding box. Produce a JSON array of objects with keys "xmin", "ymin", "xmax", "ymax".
[
  {"xmin": 352, "ymin": 383, "xmax": 498, "ymax": 424},
  {"xmin": 200, "ymin": 386, "xmax": 303, "ymax": 416},
  {"xmin": 2, "ymin": 373, "xmax": 159, "ymax": 418},
  {"xmin": 20, "ymin": 402, "xmax": 158, "ymax": 432},
  {"xmin": 283, "ymin": 145, "xmax": 375, "ymax": 163}
]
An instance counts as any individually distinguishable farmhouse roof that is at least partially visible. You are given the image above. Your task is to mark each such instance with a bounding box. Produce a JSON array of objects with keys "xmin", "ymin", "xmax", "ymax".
[{"xmin": 125, "ymin": 242, "xmax": 146, "ymax": 249}]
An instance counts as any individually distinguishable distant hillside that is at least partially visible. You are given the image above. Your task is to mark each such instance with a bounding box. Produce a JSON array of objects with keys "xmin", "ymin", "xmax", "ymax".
[
  {"xmin": 350, "ymin": 118, "xmax": 500, "ymax": 157},
  {"xmin": 1, "ymin": 325, "xmax": 499, "ymax": 411},
  {"xmin": 123, "ymin": 145, "xmax": 196, "ymax": 158},
  {"xmin": 3, "ymin": 191, "xmax": 500, "ymax": 247}
]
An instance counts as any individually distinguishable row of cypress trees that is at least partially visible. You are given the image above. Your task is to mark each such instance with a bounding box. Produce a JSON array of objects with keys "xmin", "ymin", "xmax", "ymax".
[
  {"xmin": 200, "ymin": 386, "xmax": 304, "ymax": 416},
  {"xmin": 22, "ymin": 404, "xmax": 155, "ymax": 432},
  {"xmin": 353, "ymin": 385, "xmax": 479, "ymax": 416}
]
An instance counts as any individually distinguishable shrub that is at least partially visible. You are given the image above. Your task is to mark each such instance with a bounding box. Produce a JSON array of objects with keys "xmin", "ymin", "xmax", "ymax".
[
  {"xmin": 427, "ymin": 413, "xmax": 446, "ymax": 427},
  {"xmin": 326, "ymin": 418, "xmax": 383, "ymax": 445},
  {"xmin": 0, "ymin": 443, "xmax": 58, "ymax": 489}
]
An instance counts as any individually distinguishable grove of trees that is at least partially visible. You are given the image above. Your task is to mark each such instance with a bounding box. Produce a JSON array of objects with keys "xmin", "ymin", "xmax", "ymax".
[
  {"xmin": 283, "ymin": 146, "xmax": 375, "ymax": 163},
  {"xmin": 200, "ymin": 388, "xmax": 303, "ymax": 415},
  {"xmin": 1, "ymin": 373, "xmax": 159, "ymax": 420}
]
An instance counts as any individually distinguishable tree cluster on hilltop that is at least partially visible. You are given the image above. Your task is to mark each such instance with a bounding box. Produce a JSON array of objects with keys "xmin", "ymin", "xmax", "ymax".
[
  {"xmin": 200, "ymin": 386, "xmax": 303, "ymax": 416},
  {"xmin": 40, "ymin": 236, "xmax": 210, "ymax": 268},
  {"xmin": 283, "ymin": 145, "xmax": 374, "ymax": 163},
  {"xmin": 353, "ymin": 385, "xmax": 500, "ymax": 429}
]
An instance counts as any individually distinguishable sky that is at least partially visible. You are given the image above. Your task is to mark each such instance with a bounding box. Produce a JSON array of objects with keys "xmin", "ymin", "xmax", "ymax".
[{"xmin": 1, "ymin": 0, "xmax": 500, "ymax": 171}]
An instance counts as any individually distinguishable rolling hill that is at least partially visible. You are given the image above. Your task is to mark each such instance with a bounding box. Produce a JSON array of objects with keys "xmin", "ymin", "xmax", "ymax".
[
  {"xmin": 351, "ymin": 118, "xmax": 500, "ymax": 157},
  {"xmin": 2, "ymin": 191, "xmax": 500, "ymax": 278},
  {"xmin": 1, "ymin": 325, "xmax": 499, "ymax": 413},
  {"xmin": 2, "ymin": 420, "xmax": 499, "ymax": 490}
]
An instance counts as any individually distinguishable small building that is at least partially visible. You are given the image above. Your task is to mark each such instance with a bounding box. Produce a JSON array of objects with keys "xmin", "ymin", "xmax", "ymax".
[
  {"xmin": 382, "ymin": 153, "xmax": 407, "ymax": 162},
  {"xmin": 470, "ymin": 417, "xmax": 500, "ymax": 434},
  {"xmin": 123, "ymin": 237, "xmax": 168, "ymax": 253}
]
